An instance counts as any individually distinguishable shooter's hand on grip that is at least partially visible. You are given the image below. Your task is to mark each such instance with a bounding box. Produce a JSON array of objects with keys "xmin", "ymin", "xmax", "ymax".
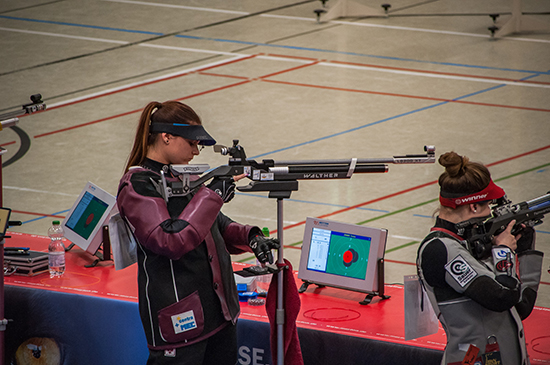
[
  {"xmin": 493, "ymin": 220, "xmax": 518, "ymax": 252},
  {"xmin": 249, "ymin": 235, "xmax": 280, "ymax": 264},
  {"xmin": 516, "ymin": 225, "xmax": 536, "ymax": 253},
  {"xmin": 207, "ymin": 177, "xmax": 236, "ymax": 203}
]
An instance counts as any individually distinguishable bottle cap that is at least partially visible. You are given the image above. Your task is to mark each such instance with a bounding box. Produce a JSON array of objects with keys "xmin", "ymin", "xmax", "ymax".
[
  {"xmin": 262, "ymin": 227, "xmax": 270, "ymax": 237},
  {"xmin": 52, "ymin": 220, "xmax": 60, "ymax": 225}
]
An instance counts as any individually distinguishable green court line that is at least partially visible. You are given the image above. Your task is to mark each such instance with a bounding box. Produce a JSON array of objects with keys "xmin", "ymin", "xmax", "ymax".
[
  {"xmin": 494, "ymin": 162, "xmax": 549, "ymax": 181},
  {"xmin": 385, "ymin": 240, "xmax": 420, "ymax": 253}
]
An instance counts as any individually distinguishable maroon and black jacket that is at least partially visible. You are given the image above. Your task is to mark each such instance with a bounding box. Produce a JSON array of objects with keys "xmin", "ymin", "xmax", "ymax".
[{"xmin": 117, "ymin": 159, "xmax": 259, "ymax": 350}]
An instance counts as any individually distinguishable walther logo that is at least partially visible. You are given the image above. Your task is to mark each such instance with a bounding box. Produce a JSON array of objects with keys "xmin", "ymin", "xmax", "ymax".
[
  {"xmin": 455, "ymin": 193, "xmax": 488, "ymax": 205},
  {"xmin": 303, "ymin": 173, "xmax": 340, "ymax": 179}
]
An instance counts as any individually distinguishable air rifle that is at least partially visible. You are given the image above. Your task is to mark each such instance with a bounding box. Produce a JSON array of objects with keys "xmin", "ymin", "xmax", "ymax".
[
  {"xmin": 456, "ymin": 191, "xmax": 550, "ymax": 259},
  {"xmin": 152, "ymin": 140, "xmax": 435, "ymax": 202},
  {"xmin": 0, "ymin": 94, "xmax": 46, "ymax": 129}
]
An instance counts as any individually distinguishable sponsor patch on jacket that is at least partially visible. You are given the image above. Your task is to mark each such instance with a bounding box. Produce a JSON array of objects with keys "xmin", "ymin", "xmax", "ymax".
[
  {"xmin": 492, "ymin": 247, "xmax": 513, "ymax": 273},
  {"xmin": 445, "ymin": 255, "xmax": 478, "ymax": 287},
  {"xmin": 171, "ymin": 310, "xmax": 197, "ymax": 334}
]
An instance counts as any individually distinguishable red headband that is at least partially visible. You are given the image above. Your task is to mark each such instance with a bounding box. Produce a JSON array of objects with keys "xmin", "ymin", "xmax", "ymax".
[{"xmin": 439, "ymin": 180, "xmax": 505, "ymax": 209}]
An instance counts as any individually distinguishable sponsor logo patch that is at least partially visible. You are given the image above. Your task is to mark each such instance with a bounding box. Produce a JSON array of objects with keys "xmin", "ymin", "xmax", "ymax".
[
  {"xmin": 495, "ymin": 260, "xmax": 512, "ymax": 272},
  {"xmin": 171, "ymin": 310, "xmax": 197, "ymax": 334},
  {"xmin": 445, "ymin": 255, "xmax": 478, "ymax": 287},
  {"xmin": 492, "ymin": 247, "xmax": 512, "ymax": 272}
]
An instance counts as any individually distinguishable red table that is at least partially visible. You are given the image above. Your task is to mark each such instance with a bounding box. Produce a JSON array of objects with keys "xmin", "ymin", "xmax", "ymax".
[{"xmin": 4, "ymin": 232, "xmax": 550, "ymax": 364}]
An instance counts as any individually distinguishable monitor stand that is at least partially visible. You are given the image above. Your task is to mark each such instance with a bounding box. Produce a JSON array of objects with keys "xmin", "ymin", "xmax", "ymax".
[
  {"xmin": 298, "ymin": 258, "xmax": 391, "ymax": 305},
  {"xmin": 66, "ymin": 225, "xmax": 112, "ymax": 268}
]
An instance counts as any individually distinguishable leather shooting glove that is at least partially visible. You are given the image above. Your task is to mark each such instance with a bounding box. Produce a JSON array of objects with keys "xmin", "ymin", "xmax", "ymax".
[{"xmin": 249, "ymin": 235, "xmax": 280, "ymax": 264}]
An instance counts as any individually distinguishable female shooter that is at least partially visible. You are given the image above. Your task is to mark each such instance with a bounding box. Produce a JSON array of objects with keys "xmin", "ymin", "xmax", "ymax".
[
  {"xmin": 416, "ymin": 151, "xmax": 543, "ymax": 365},
  {"xmin": 116, "ymin": 100, "xmax": 279, "ymax": 365}
]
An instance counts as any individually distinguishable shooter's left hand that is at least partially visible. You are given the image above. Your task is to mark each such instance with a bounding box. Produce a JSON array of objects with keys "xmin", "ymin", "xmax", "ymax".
[{"xmin": 249, "ymin": 235, "xmax": 280, "ymax": 264}]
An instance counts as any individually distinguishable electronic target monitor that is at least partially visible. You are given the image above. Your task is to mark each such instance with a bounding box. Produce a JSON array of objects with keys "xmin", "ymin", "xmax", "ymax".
[
  {"xmin": 62, "ymin": 181, "xmax": 116, "ymax": 254},
  {"xmin": 298, "ymin": 217, "xmax": 388, "ymax": 294}
]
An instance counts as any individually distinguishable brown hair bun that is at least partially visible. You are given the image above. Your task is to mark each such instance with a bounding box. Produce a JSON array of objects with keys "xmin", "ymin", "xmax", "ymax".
[
  {"xmin": 438, "ymin": 151, "xmax": 469, "ymax": 178},
  {"xmin": 438, "ymin": 151, "xmax": 491, "ymax": 195}
]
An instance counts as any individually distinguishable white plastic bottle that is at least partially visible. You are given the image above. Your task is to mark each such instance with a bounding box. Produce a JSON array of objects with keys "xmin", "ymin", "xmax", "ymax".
[{"xmin": 48, "ymin": 220, "xmax": 66, "ymax": 278}]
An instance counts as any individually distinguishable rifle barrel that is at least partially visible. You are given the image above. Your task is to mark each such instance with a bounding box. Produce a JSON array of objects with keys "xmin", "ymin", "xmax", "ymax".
[
  {"xmin": 526, "ymin": 193, "xmax": 550, "ymax": 210},
  {"xmin": 270, "ymin": 164, "xmax": 387, "ymax": 174},
  {"xmin": 274, "ymin": 158, "xmax": 393, "ymax": 165},
  {"xmin": 273, "ymin": 155, "xmax": 434, "ymax": 166}
]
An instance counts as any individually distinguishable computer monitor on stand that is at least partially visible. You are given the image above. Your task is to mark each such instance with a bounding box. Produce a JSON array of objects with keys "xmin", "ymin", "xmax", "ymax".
[
  {"xmin": 297, "ymin": 217, "xmax": 390, "ymax": 304},
  {"xmin": 61, "ymin": 182, "xmax": 116, "ymax": 267}
]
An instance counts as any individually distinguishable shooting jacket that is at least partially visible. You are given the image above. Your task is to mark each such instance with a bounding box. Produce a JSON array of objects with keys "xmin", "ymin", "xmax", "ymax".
[
  {"xmin": 417, "ymin": 217, "xmax": 543, "ymax": 365},
  {"xmin": 117, "ymin": 160, "xmax": 259, "ymax": 350}
]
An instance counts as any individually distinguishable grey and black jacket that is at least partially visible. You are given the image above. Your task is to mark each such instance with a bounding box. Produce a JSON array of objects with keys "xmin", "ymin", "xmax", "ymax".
[{"xmin": 417, "ymin": 217, "xmax": 543, "ymax": 365}]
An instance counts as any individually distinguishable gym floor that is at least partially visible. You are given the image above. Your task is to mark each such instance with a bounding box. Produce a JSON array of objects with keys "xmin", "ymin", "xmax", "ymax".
[{"xmin": 1, "ymin": 0, "xmax": 549, "ymax": 307}]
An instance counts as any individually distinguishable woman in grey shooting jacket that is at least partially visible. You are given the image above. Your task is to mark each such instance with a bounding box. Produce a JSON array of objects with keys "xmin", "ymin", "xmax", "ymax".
[
  {"xmin": 117, "ymin": 100, "xmax": 279, "ymax": 365},
  {"xmin": 416, "ymin": 151, "xmax": 543, "ymax": 365}
]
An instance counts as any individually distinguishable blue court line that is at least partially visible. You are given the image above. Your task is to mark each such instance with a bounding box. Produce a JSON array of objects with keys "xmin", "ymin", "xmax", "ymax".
[
  {"xmin": 0, "ymin": 15, "xmax": 163, "ymax": 35},
  {"xmin": 250, "ymin": 73, "xmax": 547, "ymax": 159},
  {"xmin": 20, "ymin": 209, "xmax": 70, "ymax": 225},
  {"xmin": 5, "ymin": 16, "xmax": 547, "ymax": 224},
  {"xmin": 413, "ymin": 214, "xmax": 433, "ymax": 219},
  {"xmin": 2, "ymin": 14, "xmax": 549, "ymax": 75},
  {"xmin": 250, "ymin": 100, "xmax": 448, "ymax": 159},
  {"xmin": 175, "ymin": 34, "xmax": 550, "ymax": 76}
]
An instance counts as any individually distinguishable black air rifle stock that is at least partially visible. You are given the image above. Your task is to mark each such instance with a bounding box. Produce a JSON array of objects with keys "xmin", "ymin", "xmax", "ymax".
[{"xmin": 456, "ymin": 191, "xmax": 550, "ymax": 259}]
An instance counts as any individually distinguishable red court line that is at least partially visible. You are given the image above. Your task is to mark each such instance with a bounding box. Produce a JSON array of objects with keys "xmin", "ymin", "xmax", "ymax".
[
  {"xmin": 22, "ymin": 52, "xmax": 549, "ymax": 139},
  {"xmin": 264, "ymin": 53, "xmax": 319, "ymax": 62},
  {"xmin": 34, "ymin": 79, "xmax": 253, "ymax": 138},
  {"xmin": 34, "ymin": 109, "xmax": 141, "ymax": 138},
  {"xmin": 44, "ymin": 54, "xmax": 257, "ymax": 113},
  {"xmin": 328, "ymin": 60, "xmax": 550, "ymax": 86},
  {"xmin": 198, "ymin": 72, "xmax": 249, "ymax": 80},
  {"xmin": 176, "ymin": 79, "xmax": 252, "ymax": 101},
  {"xmin": 258, "ymin": 60, "xmax": 319, "ymax": 79},
  {"xmin": 261, "ymin": 79, "xmax": 550, "ymax": 113},
  {"xmin": 385, "ymin": 259, "xmax": 416, "ymax": 266},
  {"xmin": 486, "ymin": 144, "xmax": 550, "ymax": 167},
  {"xmin": 12, "ymin": 210, "xmax": 65, "ymax": 219},
  {"xmin": 263, "ymin": 53, "xmax": 550, "ymax": 86},
  {"xmin": 32, "ymin": 60, "xmax": 318, "ymax": 138}
]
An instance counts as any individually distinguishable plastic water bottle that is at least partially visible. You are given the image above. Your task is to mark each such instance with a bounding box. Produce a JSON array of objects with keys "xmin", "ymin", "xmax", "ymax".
[{"xmin": 48, "ymin": 220, "xmax": 66, "ymax": 278}]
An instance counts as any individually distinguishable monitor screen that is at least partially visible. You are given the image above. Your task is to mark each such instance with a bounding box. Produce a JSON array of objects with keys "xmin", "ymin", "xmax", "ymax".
[
  {"xmin": 298, "ymin": 217, "xmax": 388, "ymax": 293},
  {"xmin": 65, "ymin": 191, "xmax": 110, "ymax": 240},
  {"xmin": 62, "ymin": 182, "xmax": 116, "ymax": 254}
]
